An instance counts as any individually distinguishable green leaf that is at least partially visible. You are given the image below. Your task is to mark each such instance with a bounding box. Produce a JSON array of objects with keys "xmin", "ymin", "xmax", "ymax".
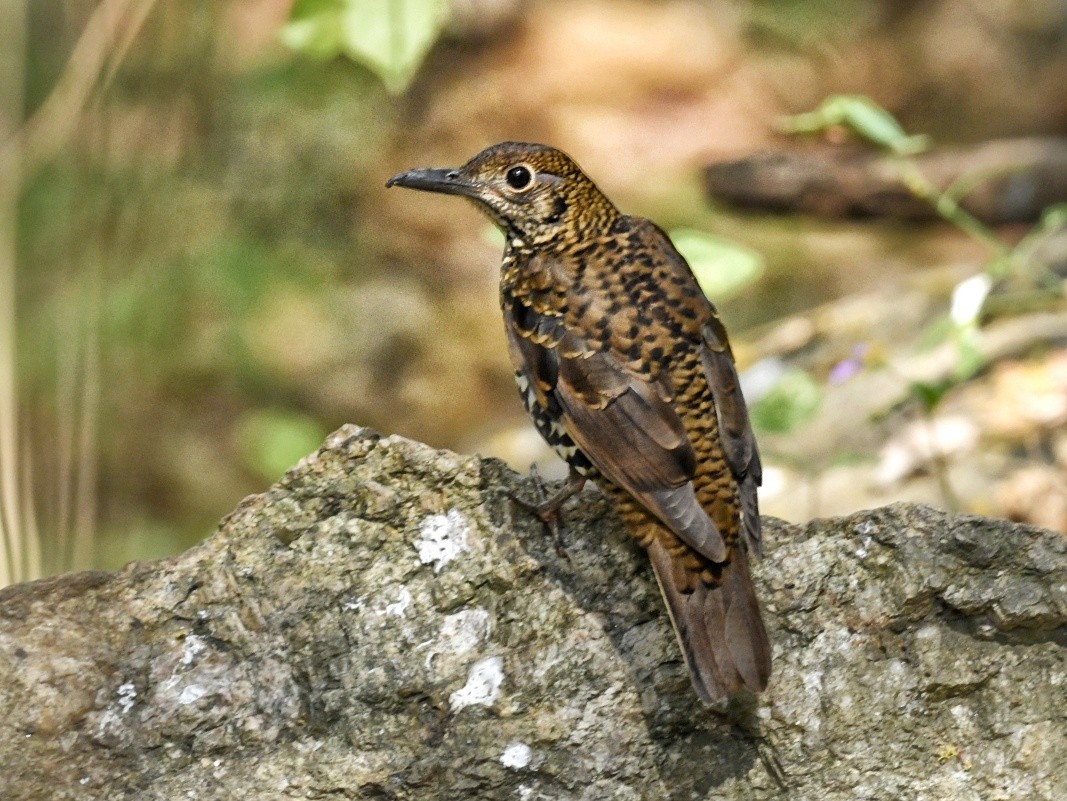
[
  {"xmin": 235, "ymin": 409, "xmax": 327, "ymax": 483},
  {"xmin": 917, "ymin": 314, "xmax": 954, "ymax": 351},
  {"xmin": 781, "ymin": 94, "xmax": 929, "ymax": 155},
  {"xmin": 908, "ymin": 379, "xmax": 953, "ymax": 412},
  {"xmin": 830, "ymin": 95, "xmax": 929, "ymax": 155},
  {"xmin": 751, "ymin": 369, "xmax": 822, "ymax": 434},
  {"xmin": 1039, "ymin": 202, "xmax": 1067, "ymax": 230},
  {"xmin": 1011, "ymin": 202, "xmax": 1067, "ymax": 262},
  {"xmin": 952, "ymin": 326, "xmax": 986, "ymax": 381},
  {"xmin": 283, "ymin": 0, "xmax": 450, "ymax": 94},
  {"xmin": 281, "ymin": 0, "xmax": 346, "ymax": 59},
  {"xmin": 669, "ymin": 228, "xmax": 764, "ymax": 301}
]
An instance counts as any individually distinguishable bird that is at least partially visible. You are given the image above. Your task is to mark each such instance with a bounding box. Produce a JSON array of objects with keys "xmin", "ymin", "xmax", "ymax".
[{"xmin": 387, "ymin": 142, "xmax": 771, "ymax": 703}]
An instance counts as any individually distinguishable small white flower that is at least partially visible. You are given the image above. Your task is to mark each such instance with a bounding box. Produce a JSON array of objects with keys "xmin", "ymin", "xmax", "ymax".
[{"xmin": 950, "ymin": 273, "xmax": 992, "ymax": 327}]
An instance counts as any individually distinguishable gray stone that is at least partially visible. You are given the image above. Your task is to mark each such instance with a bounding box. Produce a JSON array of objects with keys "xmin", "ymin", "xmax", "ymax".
[{"xmin": 0, "ymin": 424, "xmax": 1064, "ymax": 800}]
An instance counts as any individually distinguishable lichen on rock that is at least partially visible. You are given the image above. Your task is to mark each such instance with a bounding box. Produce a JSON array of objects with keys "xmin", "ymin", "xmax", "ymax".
[{"xmin": 0, "ymin": 424, "xmax": 1063, "ymax": 800}]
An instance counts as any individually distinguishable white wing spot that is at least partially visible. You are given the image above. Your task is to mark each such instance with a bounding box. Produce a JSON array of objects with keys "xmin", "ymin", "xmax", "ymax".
[{"xmin": 556, "ymin": 445, "xmax": 577, "ymax": 461}]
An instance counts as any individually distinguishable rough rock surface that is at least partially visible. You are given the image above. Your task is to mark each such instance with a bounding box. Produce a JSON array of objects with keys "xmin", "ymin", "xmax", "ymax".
[{"xmin": 1, "ymin": 425, "xmax": 1064, "ymax": 800}]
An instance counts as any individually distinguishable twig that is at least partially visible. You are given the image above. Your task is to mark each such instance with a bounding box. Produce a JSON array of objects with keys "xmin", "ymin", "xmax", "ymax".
[
  {"xmin": 0, "ymin": 0, "xmax": 158, "ymax": 584},
  {"xmin": 0, "ymin": 0, "xmax": 28, "ymax": 587},
  {"xmin": 0, "ymin": 0, "xmax": 159, "ymax": 179}
]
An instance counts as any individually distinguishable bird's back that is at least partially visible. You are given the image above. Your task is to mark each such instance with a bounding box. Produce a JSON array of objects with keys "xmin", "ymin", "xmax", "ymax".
[
  {"xmin": 504, "ymin": 215, "xmax": 742, "ymax": 541},
  {"xmin": 501, "ymin": 215, "xmax": 770, "ymax": 700}
]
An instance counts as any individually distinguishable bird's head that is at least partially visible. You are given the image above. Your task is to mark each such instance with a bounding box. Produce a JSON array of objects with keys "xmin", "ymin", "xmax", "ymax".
[{"xmin": 386, "ymin": 142, "xmax": 619, "ymax": 246}]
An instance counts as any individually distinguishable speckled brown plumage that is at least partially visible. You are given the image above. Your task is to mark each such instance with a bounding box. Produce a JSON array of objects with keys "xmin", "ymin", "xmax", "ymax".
[{"xmin": 387, "ymin": 142, "xmax": 771, "ymax": 702}]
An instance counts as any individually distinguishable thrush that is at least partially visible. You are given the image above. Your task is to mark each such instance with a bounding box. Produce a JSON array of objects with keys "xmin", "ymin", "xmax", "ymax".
[{"xmin": 387, "ymin": 142, "xmax": 771, "ymax": 703}]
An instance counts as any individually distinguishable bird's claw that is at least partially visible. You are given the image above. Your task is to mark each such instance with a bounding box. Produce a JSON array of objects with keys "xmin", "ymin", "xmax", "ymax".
[
  {"xmin": 508, "ymin": 464, "xmax": 552, "ymax": 519},
  {"xmin": 509, "ymin": 464, "xmax": 580, "ymax": 560}
]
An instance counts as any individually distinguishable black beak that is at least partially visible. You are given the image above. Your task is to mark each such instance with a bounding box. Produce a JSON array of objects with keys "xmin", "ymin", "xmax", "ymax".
[{"xmin": 385, "ymin": 167, "xmax": 473, "ymax": 196}]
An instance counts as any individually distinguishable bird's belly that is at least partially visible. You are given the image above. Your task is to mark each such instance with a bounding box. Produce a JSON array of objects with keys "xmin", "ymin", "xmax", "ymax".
[{"xmin": 514, "ymin": 372, "xmax": 595, "ymax": 477}]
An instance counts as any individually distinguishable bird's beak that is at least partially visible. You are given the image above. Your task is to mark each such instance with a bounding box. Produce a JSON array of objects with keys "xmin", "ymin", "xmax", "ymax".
[{"xmin": 385, "ymin": 167, "xmax": 474, "ymax": 197}]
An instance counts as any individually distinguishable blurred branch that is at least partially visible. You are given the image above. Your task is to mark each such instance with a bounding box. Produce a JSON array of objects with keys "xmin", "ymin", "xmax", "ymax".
[
  {"xmin": 71, "ymin": 264, "xmax": 103, "ymax": 573},
  {"xmin": 19, "ymin": 427, "xmax": 41, "ymax": 580},
  {"xmin": 0, "ymin": 0, "xmax": 158, "ymax": 179},
  {"xmin": 704, "ymin": 138, "xmax": 1067, "ymax": 225},
  {"xmin": 0, "ymin": 0, "xmax": 155, "ymax": 584},
  {"xmin": 0, "ymin": 0, "xmax": 28, "ymax": 588}
]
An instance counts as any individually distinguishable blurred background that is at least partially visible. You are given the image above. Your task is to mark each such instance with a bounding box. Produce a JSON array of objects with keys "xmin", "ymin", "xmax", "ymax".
[{"xmin": 1, "ymin": 0, "xmax": 1065, "ymax": 585}]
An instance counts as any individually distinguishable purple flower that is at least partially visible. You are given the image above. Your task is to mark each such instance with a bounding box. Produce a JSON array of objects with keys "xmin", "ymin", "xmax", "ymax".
[{"xmin": 828, "ymin": 343, "xmax": 869, "ymax": 385}]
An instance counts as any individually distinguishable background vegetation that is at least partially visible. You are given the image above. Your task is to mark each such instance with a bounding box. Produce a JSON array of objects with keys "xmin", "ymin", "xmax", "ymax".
[{"xmin": 2, "ymin": 0, "xmax": 1065, "ymax": 584}]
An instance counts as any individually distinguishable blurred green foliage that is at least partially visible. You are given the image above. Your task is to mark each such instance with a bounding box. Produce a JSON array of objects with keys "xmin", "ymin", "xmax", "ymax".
[
  {"xmin": 751, "ymin": 369, "xmax": 822, "ymax": 434},
  {"xmin": 16, "ymin": 25, "xmax": 395, "ymax": 566},
  {"xmin": 669, "ymin": 228, "xmax": 765, "ymax": 302},
  {"xmin": 283, "ymin": 0, "xmax": 449, "ymax": 93},
  {"xmin": 236, "ymin": 409, "xmax": 326, "ymax": 483},
  {"xmin": 785, "ymin": 94, "xmax": 1067, "ymax": 414},
  {"xmin": 782, "ymin": 94, "xmax": 930, "ymax": 155}
]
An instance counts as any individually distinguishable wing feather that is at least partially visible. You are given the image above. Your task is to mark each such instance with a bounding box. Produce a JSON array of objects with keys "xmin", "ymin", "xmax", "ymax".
[
  {"xmin": 700, "ymin": 316, "xmax": 764, "ymax": 556},
  {"xmin": 630, "ymin": 223, "xmax": 765, "ymax": 557},
  {"xmin": 505, "ymin": 301, "xmax": 727, "ymax": 563}
]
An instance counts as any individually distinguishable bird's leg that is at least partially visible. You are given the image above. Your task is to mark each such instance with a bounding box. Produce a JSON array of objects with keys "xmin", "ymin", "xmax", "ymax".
[
  {"xmin": 510, "ymin": 464, "xmax": 587, "ymax": 558},
  {"xmin": 521, "ymin": 463, "xmax": 587, "ymax": 522}
]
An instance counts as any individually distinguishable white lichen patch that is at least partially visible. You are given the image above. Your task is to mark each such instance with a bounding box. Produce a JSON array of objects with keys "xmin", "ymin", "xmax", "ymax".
[
  {"xmin": 385, "ymin": 587, "xmax": 412, "ymax": 618},
  {"xmin": 500, "ymin": 741, "xmax": 532, "ymax": 769},
  {"xmin": 422, "ymin": 608, "xmax": 492, "ymax": 673},
  {"xmin": 180, "ymin": 634, "xmax": 209, "ymax": 667},
  {"xmin": 449, "ymin": 656, "xmax": 504, "ymax": 711},
  {"xmin": 438, "ymin": 608, "xmax": 491, "ymax": 654},
  {"xmin": 117, "ymin": 682, "xmax": 137, "ymax": 714},
  {"xmin": 94, "ymin": 677, "xmax": 143, "ymax": 738},
  {"xmin": 416, "ymin": 510, "xmax": 471, "ymax": 572},
  {"xmin": 178, "ymin": 683, "xmax": 208, "ymax": 705}
]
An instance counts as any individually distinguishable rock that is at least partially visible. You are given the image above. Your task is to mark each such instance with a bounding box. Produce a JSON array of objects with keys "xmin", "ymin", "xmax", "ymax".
[{"xmin": 0, "ymin": 425, "xmax": 1064, "ymax": 800}]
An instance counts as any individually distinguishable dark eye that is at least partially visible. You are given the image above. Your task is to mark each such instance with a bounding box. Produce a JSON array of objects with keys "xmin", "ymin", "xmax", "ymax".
[{"xmin": 505, "ymin": 165, "xmax": 533, "ymax": 190}]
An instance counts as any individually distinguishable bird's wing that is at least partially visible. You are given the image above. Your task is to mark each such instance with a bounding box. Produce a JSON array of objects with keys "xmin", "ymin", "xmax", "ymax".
[
  {"xmin": 504, "ymin": 301, "xmax": 728, "ymax": 563},
  {"xmin": 699, "ymin": 313, "xmax": 763, "ymax": 556},
  {"xmin": 640, "ymin": 221, "xmax": 765, "ymax": 557}
]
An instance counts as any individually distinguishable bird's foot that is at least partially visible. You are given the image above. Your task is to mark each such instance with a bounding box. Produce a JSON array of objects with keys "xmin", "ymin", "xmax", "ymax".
[{"xmin": 510, "ymin": 465, "xmax": 586, "ymax": 559}]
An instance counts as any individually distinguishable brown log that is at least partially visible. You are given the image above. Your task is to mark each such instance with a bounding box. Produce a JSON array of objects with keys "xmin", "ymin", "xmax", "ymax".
[{"xmin": 704, "ymin": 137, "xmax": 1067, "ymax": 223}]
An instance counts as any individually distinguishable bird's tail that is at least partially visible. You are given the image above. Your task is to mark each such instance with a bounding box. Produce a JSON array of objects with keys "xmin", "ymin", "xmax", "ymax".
[{"xmin": 646, "ymin": 536, "xmax": 771, "ymax": 703}]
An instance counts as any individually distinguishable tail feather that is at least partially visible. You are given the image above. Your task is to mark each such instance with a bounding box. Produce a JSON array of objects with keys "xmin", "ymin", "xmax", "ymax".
[
  {"xmin": 648, "ymin": 538, "xmax": 771, "ymax": 703},
  {"xmin": 696, "ymin": 578, "xmax": 743, "ymax": 695},
  {"xmin": 722, "ymin": 550, "xmax": 771, "ymax": 691}
]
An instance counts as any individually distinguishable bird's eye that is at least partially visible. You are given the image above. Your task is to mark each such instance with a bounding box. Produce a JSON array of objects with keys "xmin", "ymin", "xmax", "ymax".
[{"xmin": 505, "ymin": 165, "xmax": 533, "ymax": 190}]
